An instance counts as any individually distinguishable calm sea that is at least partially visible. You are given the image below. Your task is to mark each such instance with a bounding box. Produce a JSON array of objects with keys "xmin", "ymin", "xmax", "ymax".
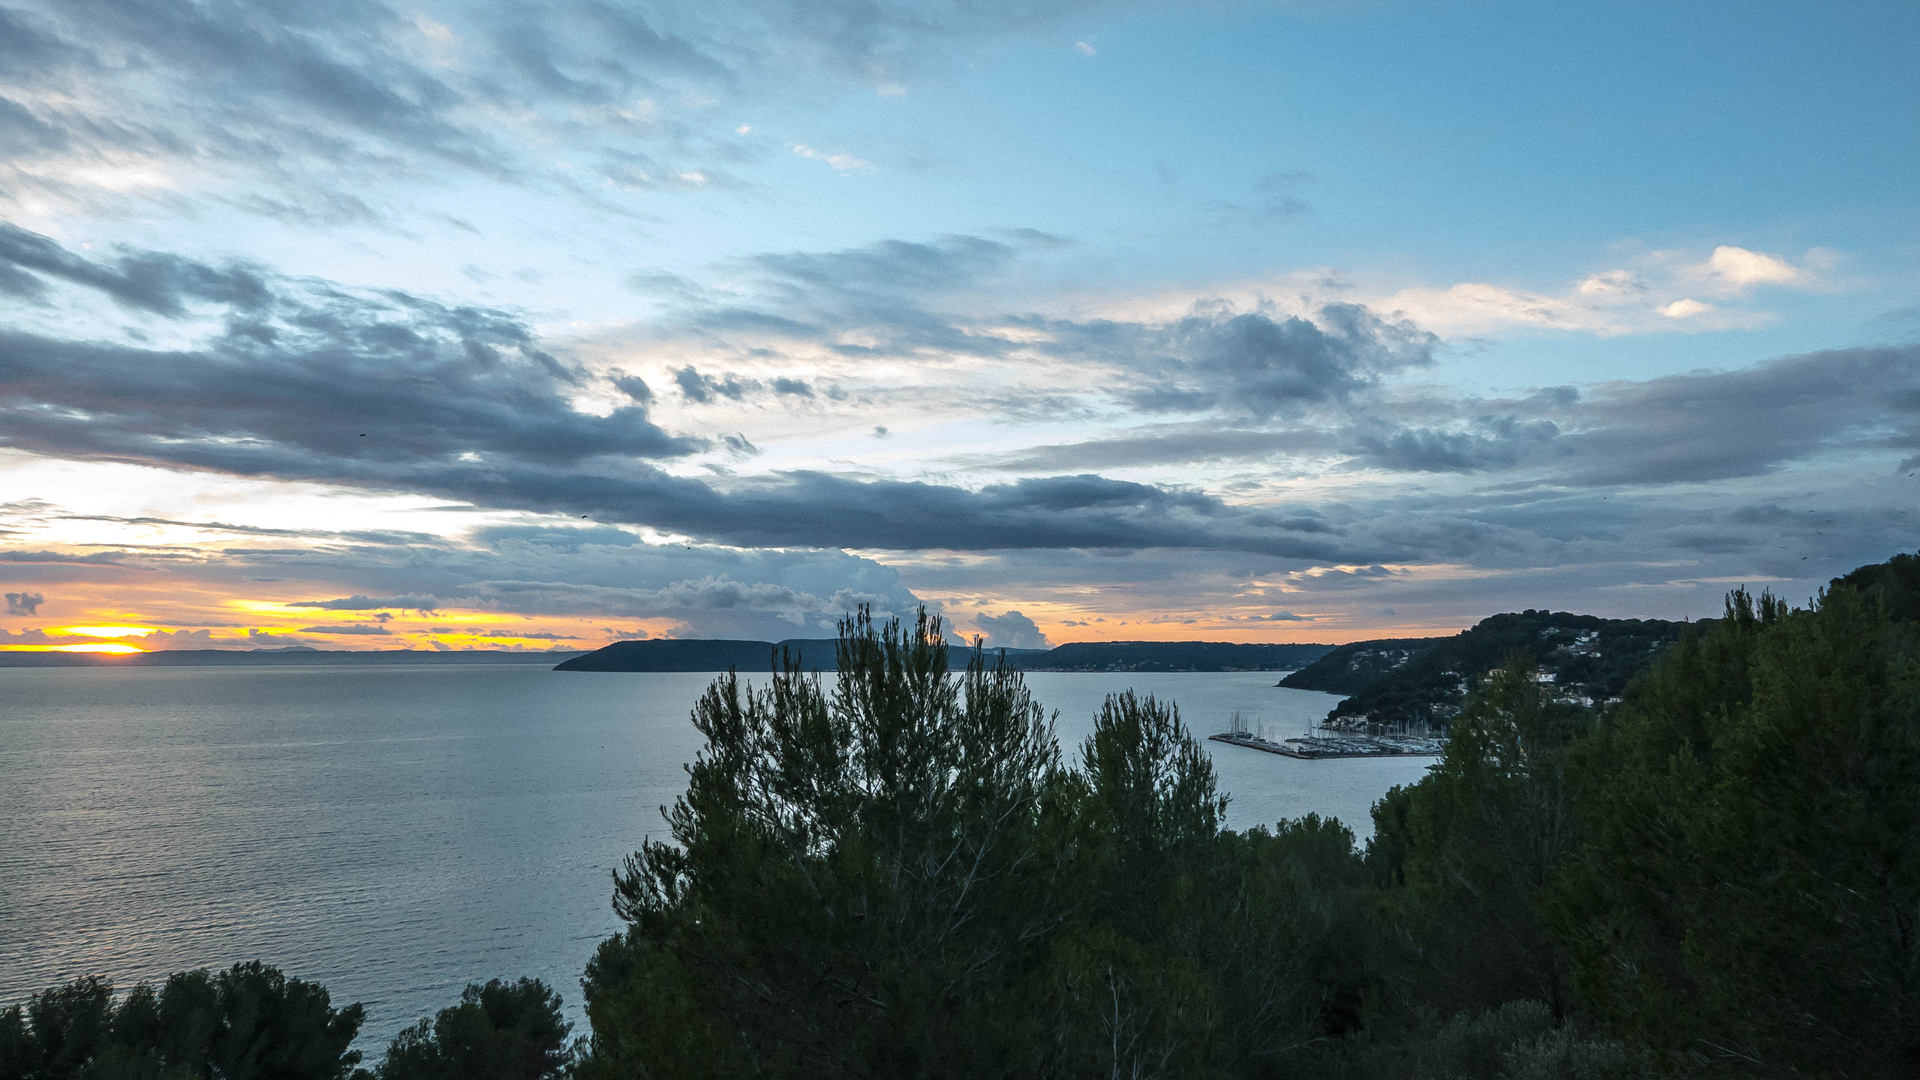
[{"xmin": 0, "ymin": 664, "xmax": 1430, "ymax": 1048}]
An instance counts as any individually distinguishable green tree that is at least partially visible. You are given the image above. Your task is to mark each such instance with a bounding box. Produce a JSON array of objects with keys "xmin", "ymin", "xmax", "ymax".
[
  {"xmin": 578, "ymin": 609, "xmax": 1067, "ymax": 1078},
  {"xmin": 1074, "ymin": 690, "xmax": 1225, "ymax": 946},
  {"xmin": 376, "ymin": 979, "xmax": 568, "ymax": 1080},
  {"xmin": 1366, "ymin": 656, "xmax": 1590, "ymax": 1014},
  {"xmin": 0, "ymin": 964, "xmax": 365, "ymax": 1080},
  {"xmin": 1553, "ymin": 585, "xmax": 1920, "ymax": 1075},
  {"xmin": 578, "ymin": 610, "xmax": 1404, "ymax": 1079}
]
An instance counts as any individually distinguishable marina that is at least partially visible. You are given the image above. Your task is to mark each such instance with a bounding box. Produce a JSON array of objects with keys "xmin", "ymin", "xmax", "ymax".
[{"xmin": 1210, "ymin": 711, "xmax": 1445, "ymax": 760}]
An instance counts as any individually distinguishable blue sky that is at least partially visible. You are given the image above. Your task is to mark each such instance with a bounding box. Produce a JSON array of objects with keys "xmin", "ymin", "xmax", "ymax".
[{"xmin": 1, "ymin": 0, "xmax": 1915, "ymax": 651}]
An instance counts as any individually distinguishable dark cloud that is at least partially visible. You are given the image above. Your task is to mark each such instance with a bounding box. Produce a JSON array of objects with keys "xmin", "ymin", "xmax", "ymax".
[
  {"xmin": 0, "ymin": 226, "xmax": 692, "ymax": 476},
  {"xmin": 674, "ymin": 366, "xmax": 755, "ymax": 403},
  {"xmin": 984, "ymin": 427, "xmax": 1331, "ymax": 472},
  {"xmin": 5, "ymin": 590, "xmax": 45, "ymax": 615},
  {"xmin": 0, "ymin": 229, "xmax": 1403, "ymax": 561},
  {"xmin": 646, "ymin": 235, "xmax": 1439, "ymax": 424},
  {"xmin": 1347, "ymin": 348, "xmax": 1920, "ymax": 486},
  {"xmin": 1153, "ymin": 302, "xmax": 1437, "ymax": 419},
  {"xmin": 979, "ymin": 339, "xmax": 1920, "ymax": 493},
  {"xmin": 1263, "ymin": 611, "xmax": 1314, "ymax": 621},
  {"xmin": 1352, "ymin": 416, "xmax": 1561, "ymax": 473},
  {"xmin": 0, "ymin": 223, "xmax": 272, "ymax": 315},
  {"xmin": 1346, "ymin": 345, "xmax": 1920, "ymax": 485},
  {"xmin": 298, "ymin": 623, "xmax": 392, "ymax": 635},
  {"xmin": 1550, "ymin": 346, "xmax": 1920, "ymax": 486},
  {"xmin": 611, "ymin": 373, "xmax": 653, "ymax": 403},
  {"xmin": 0, "ymin": 550, "xmax": 124, "ymax": 564},
  {"xmin": 9, "ymin": 228, "xmax": 1913, "ymax": 581}
]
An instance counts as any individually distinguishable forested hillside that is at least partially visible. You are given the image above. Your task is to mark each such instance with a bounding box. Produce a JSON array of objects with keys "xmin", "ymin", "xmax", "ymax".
[
  {"xmin": 1283, "ymin": 612, "xmax": 1686, "ymax": 732},
  {"xmin": 1271, "ymin": 637, "xmax": 1442, "ymax": 695}
]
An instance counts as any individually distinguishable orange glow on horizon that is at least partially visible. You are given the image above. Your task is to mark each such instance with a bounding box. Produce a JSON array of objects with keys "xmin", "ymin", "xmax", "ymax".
[
  {"xmin": 0, "ymin": 642, "xmax": 149, "ymax": 654},
  {"xmin": 53, "ymin": 625, "xmax": 157, "ymax": 638}
]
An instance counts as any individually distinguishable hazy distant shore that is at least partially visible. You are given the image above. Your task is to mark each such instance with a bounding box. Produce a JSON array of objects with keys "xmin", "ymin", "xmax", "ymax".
[
  {"xmin": 0, "ymin": 637, "xmax": 1343, "ymax": 672},
  {"xmin": 0, "ymin": 648, "xmax": 585, "ymax": 668}
]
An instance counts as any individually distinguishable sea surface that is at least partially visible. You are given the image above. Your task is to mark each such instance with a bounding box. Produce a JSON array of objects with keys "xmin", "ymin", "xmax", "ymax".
[{"xmin": 0, "ymin": 664, "xmax": 1431, "ymax": 1049}]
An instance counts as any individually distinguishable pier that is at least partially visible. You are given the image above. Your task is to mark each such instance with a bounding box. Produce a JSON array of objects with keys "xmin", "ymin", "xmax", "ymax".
[
  {"xmin": 1210, "ymin": 711, "xmax": 1443, "ymax": 759},
  {"xmin": 1207, "ymin": 731, "xmax": 1444, "ymax": 759}
]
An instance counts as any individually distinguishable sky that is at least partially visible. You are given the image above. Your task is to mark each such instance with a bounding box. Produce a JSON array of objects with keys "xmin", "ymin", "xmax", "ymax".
[{"xmin": 1, "ymin": 0, "xmax": 1916, "ymax": 654}]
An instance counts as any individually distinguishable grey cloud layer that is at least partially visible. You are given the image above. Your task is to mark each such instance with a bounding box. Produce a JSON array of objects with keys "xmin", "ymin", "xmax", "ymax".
[
  {"xmin": 636, "ymin": 232, "xmax": 1918, "ymax": 497},
  {"xmin": 1343, "ymin": 347, "xmax": 1920, "ymax": 486},
  {"xmin": 647, "ymin": 233, "xmax": 1437, "ymax": 423},
  {"xmin": 0, "ymin": 226, "xmax": 1384, "ymax": 561},
  {"xmin": 0, "ymin": 224, "xmax": 273, "ymax": 315},
  {"xmin": 1128, "ymin": 302, "xmax": 1437, "ymax": 418},
  {"xmin": 4, "ymin": 225, "xmax": 1914, "ymax": 583}
]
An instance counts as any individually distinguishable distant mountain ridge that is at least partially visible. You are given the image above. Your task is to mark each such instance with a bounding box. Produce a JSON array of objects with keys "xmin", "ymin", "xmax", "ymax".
[
  {"xmin": 552, "ymin": 638, "xmax": 852, "ymax": 672},
  {"xmin": 555, "ymin": 638, "xmax": 1336, "ymax": 673}
]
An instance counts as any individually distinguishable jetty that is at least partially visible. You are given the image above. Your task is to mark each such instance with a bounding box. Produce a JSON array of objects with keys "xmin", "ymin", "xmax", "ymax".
[
  {"xmin": 1209, "ymin": 711, "xmax": 1443, "ymax": 759},
  {"xmin": 1208, "ymin": 731, "xmax": 1444, "ymax": 759}
]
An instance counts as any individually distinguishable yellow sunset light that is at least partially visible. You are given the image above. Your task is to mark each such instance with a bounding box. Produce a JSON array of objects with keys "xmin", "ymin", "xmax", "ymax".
[
  {"xmin": 47, "ymin": 643, "xmax": 146, "ymax": 654},
  {"xmin": 55, "ymin": 626, "xmax": 158, "ymax": 638}
]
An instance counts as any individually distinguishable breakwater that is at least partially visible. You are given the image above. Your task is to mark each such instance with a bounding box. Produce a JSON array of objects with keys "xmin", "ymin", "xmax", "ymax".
[{"xmin": 1208, "ymin": 731, "xmax": 1444, "ymax": 760}]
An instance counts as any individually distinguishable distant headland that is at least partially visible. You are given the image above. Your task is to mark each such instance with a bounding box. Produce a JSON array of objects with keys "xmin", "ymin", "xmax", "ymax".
[
  {"xmin": 0, "ymin": 639, "xmax": 1341, "ymax": 672},
  {"xmin": 554, "ymin": 638, "xmax": 1339, "ymax": 673},
  {"xmin": 0, "ymin": 647, "xmax": 585, "ymax": 668}
]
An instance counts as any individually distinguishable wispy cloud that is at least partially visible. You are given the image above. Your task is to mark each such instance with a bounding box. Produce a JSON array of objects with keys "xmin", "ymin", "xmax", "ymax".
[
  {"xmin": 791, "ymin": 143, "xmax": 874, "ymax": 172},
  {"xmin": 0, "ymin": 0, "xmax": 1072, "ymax": 217}
]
